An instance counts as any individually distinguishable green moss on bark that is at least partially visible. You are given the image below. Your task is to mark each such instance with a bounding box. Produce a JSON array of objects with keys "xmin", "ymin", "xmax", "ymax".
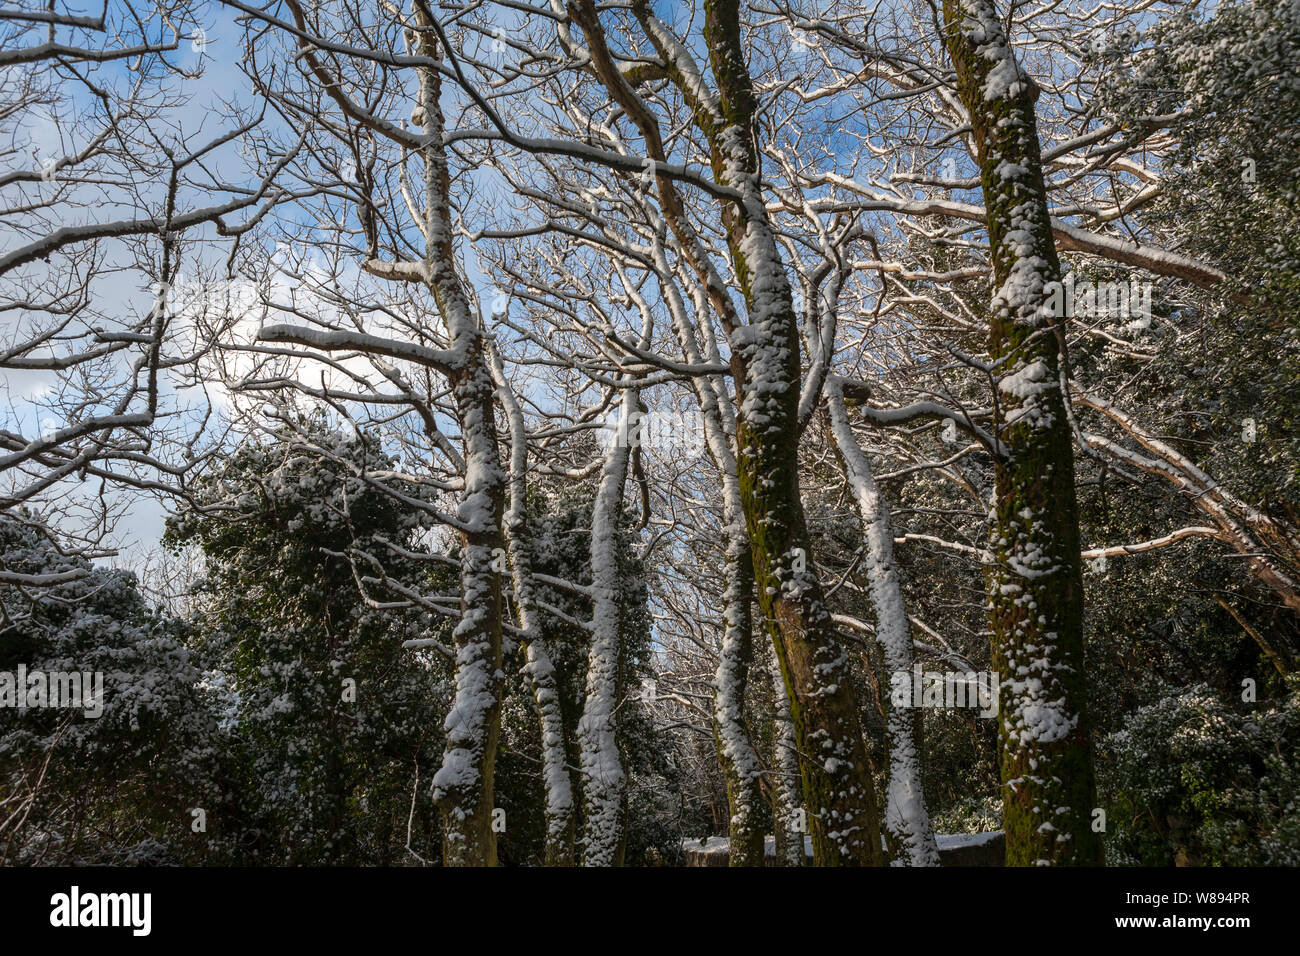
[{"xmin": 942, "ymin": 0, "xmax": 1103, "ymax": 867}]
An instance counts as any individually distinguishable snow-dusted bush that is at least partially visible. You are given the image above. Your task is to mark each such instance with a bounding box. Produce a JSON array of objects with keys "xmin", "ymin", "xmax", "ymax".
[
  {"xmin": 0, "ymin": 515, "xmax": 223, "ymax": 864},
  {"xmin": 1103, "ymin": 682, "xmax": 1300, "ymax": 865},
  {"xmin": 165, "ymin": 421, "xmax": 454, "ymax": 864}
]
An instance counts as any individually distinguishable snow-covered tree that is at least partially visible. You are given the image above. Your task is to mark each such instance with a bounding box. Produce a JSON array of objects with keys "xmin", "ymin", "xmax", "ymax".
[
  {"xmin": 164, "ymin": 421, "xmax": 451, "ymax": 864},
  {"xmin": 0, "ymin": 514, "xmax": 221, "ymax": 864}
]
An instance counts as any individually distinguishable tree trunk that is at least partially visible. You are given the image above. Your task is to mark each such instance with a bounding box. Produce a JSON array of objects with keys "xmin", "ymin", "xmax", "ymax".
[
  {"xmin": 646, "ymin": 0, "xmax": 884, "ymax": 866},
  {"xmin": 652, "ymin": 235, "xmax": 767, "ymax": 866},
  {"xmin": 826, "ymin": 379, "xmax": 940, "ymax": 866},
  {"xmin": 489, "ymin": 344, "xmax": 577, "ymax": 865},
  {"xmin": 769, "ymin": 648, "xmax": 807, "ymax": 867},
  {"xmin": 577, "ymin": 393, "xmax": 636, "ymax": 865},
  {"xmin": 414, "ymin": 18, "xmax": 507, "ymax": 867},
  {"xmin": 942, "ymin": 0, "xmax": 1102, "ymax": 866},
  {"xmin": 712, "ymin": 512, "xmax": 767, "ymax": 866}
]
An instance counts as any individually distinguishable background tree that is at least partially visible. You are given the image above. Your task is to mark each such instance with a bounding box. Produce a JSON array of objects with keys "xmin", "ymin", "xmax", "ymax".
[
  {"xmin": 0, "ymin": 513, "xmax": 221, "ymax": 864},
  {"xmin": 164, "ymin": 420, "xmax": 450, "ymax": 865}
]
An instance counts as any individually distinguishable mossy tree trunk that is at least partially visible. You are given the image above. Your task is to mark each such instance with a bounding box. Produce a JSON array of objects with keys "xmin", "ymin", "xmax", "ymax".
[
  {"xmin": 650, "ymin": 0, "xmax": 884, "ymax": 866},
  {"xmin": 574, "ymin": 0, "xmax": 886, "ymax": 866},
  {"xmin": 941, "ymin": 0, "xmax": 1102, "ymax": 866}
]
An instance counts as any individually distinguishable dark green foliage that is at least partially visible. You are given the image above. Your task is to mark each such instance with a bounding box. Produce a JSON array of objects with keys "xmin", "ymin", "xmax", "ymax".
[
  {"xmin": 0, "ymin": 515, "xmax": 222, "ymax": 864},
  {"xmin": 1098, "ymin": 0, "xmax": 1300, "ymax": 516},
  {"xmin": 1102, "ymin": 682, "xmax": 1300, "ymax": 865},
  {"xmin": 164, "ymin": 421, "xmax": 451, "ymax": 864}
]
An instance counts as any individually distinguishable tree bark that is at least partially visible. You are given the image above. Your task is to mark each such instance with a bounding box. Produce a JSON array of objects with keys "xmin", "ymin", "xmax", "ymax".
[
  {"xmin": 413, "ymin": 15, "xmax": 507, "ymax": 867},
  {"xmin": 769, "ymin": 649, "xmax": 807, "ymax": 867},
  {"xmin": 711, "ymin": 511, "xmax": 767, "ymax": 866},
  {"xmin": 686, "ymin": 0, "xmax": 884, "ymax": 866},
  {"xmin": 577, "ymin": 394, "xmax": 636, "ymax": 866},
  {"xmin": 826, "ymin": 379, "xmax": 940, "ymax": 866},
  {"xmin": 942, "ymin": 0, "xmax": 1102, "ymax": 866},
  {"xmin": 653, "ymin": 234, "xmax": 767, "ymax": 866},
  {"xmin": 489, "ymin": 344, "xmax": 577, "ymax": 865}
]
